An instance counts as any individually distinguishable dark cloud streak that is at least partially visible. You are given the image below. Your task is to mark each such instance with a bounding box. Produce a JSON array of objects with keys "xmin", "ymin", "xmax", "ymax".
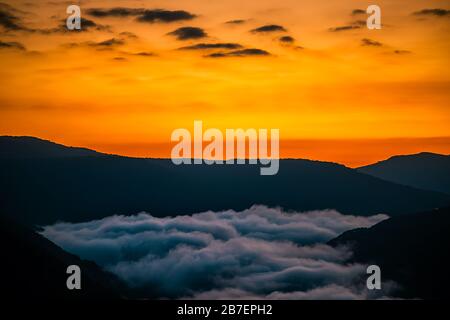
[
  {"xmin": 413, "ymin": 9, "xmax": 450, "ymax": 17},
  {"xmin": 0, "ymin": 40, "xmax": 25, "ymax": 50},
  {"xmin": 329, "ymin": 25, "xmax": 361, "ymax": 32},
  {"xmin": 0, "ymin": 7, "xmax": 24, "ymax": 31},
  {"xmin": 279, "ymin": 36, "xmax": 295, "ymax": 43},
  {"xmin": 168, "ymin": 27, "xmax": 207, "ymax": 40},
  {"xmin": 393, "ymin": 50, "xmax": 411, "ymax": 55},
  {"xmin": 206, "ymin": 48, "xmax": 271, "ymax": 58},
  {"xmin": 361, "ymin": 38, "xmax": 383, "ymax": 47},
  {"xmin": 86, "ymin": 7, "xmax": 196, "ymax": 23},
  {"xmin": 225, "ymin": 19, "xmax": 246, "ymax": 24},
  {"xmin": 91, "ymin": 38, "xmax": 125, "ymax": 47},
  {"xmin": 179, "ymin": 43, "xmax": 243, "ymax": 50},
  {"xmin": 63, "ymin": 38, "xmax": 126, "ymax": 50},
  {"xmin": 251, "ymin": 24, "xmax": 286, "ymax": 33},
  {"xmin": 137, "ymin": 9, "xmax": 195, "ymax": 23},
  {"xmin": 86, "ymin": 7, "xmax": 145, "ymax": 17},
  {"xmin": 351, "ymin": 9, "xmax": 366, "ymax": 16}
]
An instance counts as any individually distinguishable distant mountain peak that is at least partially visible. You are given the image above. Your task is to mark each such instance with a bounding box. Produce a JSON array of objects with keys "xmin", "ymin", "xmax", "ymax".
[
  {"xmin": 0, "ymin": 135, "xmax": 100, "ymax": 159},
  {"xmin": 358, "ymin": 152, "xmax": 450, "ymax": 194},
  {"xmin": 386, "ymin": 152, "xmax": 447, "ymax": 160}
]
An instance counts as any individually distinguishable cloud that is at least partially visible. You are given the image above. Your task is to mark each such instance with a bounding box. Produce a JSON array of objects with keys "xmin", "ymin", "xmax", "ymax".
[
  {"xmin": 2, "ymin": 6, "xmax": 189, "ymax": 34},
  {"xmin": 174, "ymin": 43, "xmax": 272, "ymax": 58},
  {"xmin": 251, "ymin": 24, "xmax": 286, "ymax": 33},
  {"xmin": 117, "ymin": 51, "xmax": 155, "ymax": 58},
  {"xmin": 86, "ymin": 7, "xmax": 145, "ymax": 17},
  {"xmin": 77, "ymin": 18, "xmax": 99, "ymax": 30},
  {"xmin": 137, "ymin": 9, "xmax": 196, "ymax": 23},
  {"xmin": 179, "ymin": 43, "xmax": 243, "ymax": 50},
  {"xmin": 130, "ymin": 52, "xmax": 154, "ymax": 57},
  {"xmin": 329, "ymin": 24, "xmax": 361, "ymax": 32},
  {"xmin": 206, "ymin": 48, "xmax": 271, "ymax": 58},
  {"xmin": 86, "ymin": 8, "xmax": 196, "ymax": 23},
  {"xmin": 329, "ymin": 25, "xmax": 358, "ymax": 32},
  {"xmin": 67, "ymin": 17, "xmax": 109, "ymax": 32},
  {"xmin": 91, "ymin": 38, "xmax": 125, "ymax": 47},
  {"xmin": 41, "ymin": 205, "xmax": 390, "ymax": 299},
  {"xmin": 279, "ymin": 36, "xmax": 295, "ymax": 43},
  {"xmin": 352, "ymin": 9, "xmax": 366, "ymax": 16},
  {"xmin": 393, "ymin": 50, "xmax": 411, "ymax": 55},
  {"xmin": 227, "ymin": 48, "xmax": 270, "ymax": 56},
  {"xmin": 0, "ymin": 3, "xmax": 107, "ymax": 34},
  {"xmin": 0, "ymin": 40, "xmax": 25, "ymax": 50},
  {"xmin": 167, "ymin": 27, "xmax": 207, "ymax": 40},
  {"xmin": 119, "ymin": 31, "xmax": 138, "ymax": 39},
  {"xmin": 353, "ymin": 20, "xmax": 367, "ymax": 26},
  {"xmin": 0, "ymin": 6, "xmax": 24, "ymax": 31},
  {"xmin": 413, "ymin": 9, "xmax": 450, "ymax": 17},
  {"xmin": 225, "ymin": 19, "xmax": 247, "ymax": 25},
  {"xmin": 63, "ymin": 38, "xmax": 126, "ymax": 50},
  {"xmin": 361, "ymin": 38, "xmax": 383, "ymax": 47},
  {"xmin": 38, "ymin": 18, "xmax": 109, "ymax": 34},
  {"xmin": 191, "ymin": 283, "xmax": 396, "ymax": 300},
  {"xmin": 328, "ymin": 20, "xmax": 366, "ymax": 32}
]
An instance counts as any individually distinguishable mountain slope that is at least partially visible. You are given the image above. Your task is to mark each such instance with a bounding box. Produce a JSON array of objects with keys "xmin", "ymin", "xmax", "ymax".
[
  {"xmin": 1, "ymin": 136, "xmax": 449, "ymax": 225},
  {"xmin": 358, "ymin": 152, "xmax": 450, "ymax": 194},
  {"xmin": 0, "ymin": 136, "xmax": 100, "ymax": 159},
  {"xmin": 329, "ymin": 207, "xmax": 450, "ymax": 299},
  {"xmin": 0, "ymin": 213, "xmax": 126, "ymax": 300}
]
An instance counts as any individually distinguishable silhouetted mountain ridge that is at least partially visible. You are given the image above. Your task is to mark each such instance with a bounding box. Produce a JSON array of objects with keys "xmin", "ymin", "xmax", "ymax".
[
  {"xmin": 1, "ymin": 136, "xmax": 449, "ymax": 225},
  {"xmin": 0, "ymin": 213, "xmax": 126, "ymax": 300},
  {"xmin": 329, "ymin": 206, "xmax": 450, "ymax": 299},
  {"xmin": 358, "ymin": 152, "xmax": 450, "ymax": 194},
  {"xmin": 0, "ymin": 136, "xmax": 100, "ymax": 158}
]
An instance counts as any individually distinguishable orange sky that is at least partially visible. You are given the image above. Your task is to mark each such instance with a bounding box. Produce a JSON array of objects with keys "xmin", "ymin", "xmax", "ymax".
[{"xmin": 0, "ymin": 0, "xmax": 449, "ymax": 167}]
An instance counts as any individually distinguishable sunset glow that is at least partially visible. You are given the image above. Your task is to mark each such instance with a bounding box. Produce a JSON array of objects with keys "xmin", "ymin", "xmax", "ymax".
[{"xmin": 1, "ymin": 0, "xmax": 449, "ymax": 167}]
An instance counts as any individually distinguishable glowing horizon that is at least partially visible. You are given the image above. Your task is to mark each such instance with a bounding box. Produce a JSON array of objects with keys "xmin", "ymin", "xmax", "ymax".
[{"xmin": 1, "ymin": 0, "xmax": 449, "ymax": 167}]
